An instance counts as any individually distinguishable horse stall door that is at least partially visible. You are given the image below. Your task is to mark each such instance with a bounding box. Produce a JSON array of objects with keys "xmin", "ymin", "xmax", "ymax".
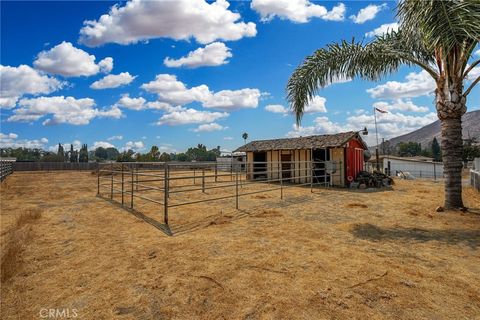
[{"xmin": 281, "ymin": 154, "xmax": 292, "ymax": 181}]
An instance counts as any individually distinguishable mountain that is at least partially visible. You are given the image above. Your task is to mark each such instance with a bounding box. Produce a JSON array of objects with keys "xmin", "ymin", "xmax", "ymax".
[{"xmin": 387, "ymin": 110, "xmax": 480, "ymax": 148}]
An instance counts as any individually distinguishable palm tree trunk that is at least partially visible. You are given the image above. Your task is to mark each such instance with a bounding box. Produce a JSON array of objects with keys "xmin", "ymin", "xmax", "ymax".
[
  {"xmin": 436, "ymin": 79, "xmax": 466, "ymax": 209},
  {"xmin": 440, "ymin": 116, "xmax": 464, "ymax": 209}
]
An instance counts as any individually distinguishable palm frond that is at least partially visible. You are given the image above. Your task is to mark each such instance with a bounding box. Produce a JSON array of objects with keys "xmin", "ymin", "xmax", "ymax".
[
  {"xmin": 397, "ymin": 0, "xmax": 480, "ymax": 54},
  {"xmin": 287, "ymin": 32, "xmax": 436, "ymax": 123}
]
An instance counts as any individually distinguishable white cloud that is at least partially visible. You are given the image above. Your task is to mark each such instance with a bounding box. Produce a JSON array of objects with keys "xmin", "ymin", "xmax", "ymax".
[
  {"xmin": 141, "ymin": 74, "xmax": 261, "ymax": 110},
  {"xmin": 7, "ymin": 96, "xmax": 121, "ymax": 125},
  {"xmin": 304, "ymin": 95, "xmax": 327, "ymax": 113},
  {"xmin": 265, "ymin": 104, "xmax": 288, "ymax": 113},
  {"xmin": 373, "ymin": 99, "xmax": 429, "ymax": 113},
  {"xmin": 79, "ymin": 0, "xmax": 256, "ymax": 47},
  {"xmin": 286, "ymin": 110, "xmax": 439, "ymax": 145},
  {"xmin": 0, "ymin": 65, "xmax": 64, "ymax": 108},
  {"xmin": 367, "ymin": 70, "xmax": 435, "ymax": 99},
  {"xmin": 141, "ymin": 74, "xmax": 210, "ymax": 105},
  {"xmin": 156, "ymin": 108, "xmax": 228, "ymax": 126},
  {"xmin": 0, "ymin": 132, "xmax": 48, "ymax": 149},
  {"xmin": 365, "ymin": 22, "xmax": 399, "ymax": 37},
  {"xmin": 164, "ymin": 42, "xmax": 232, "ymax": 68},
  {"xmin": 251, "ymin": 0, "xmax": 346, "ymax": 23},
  {"xmin": 345, "ymin": 111, "xmax": 438, "ymax": 144},
  {"xmin": 122, "ymin": 141, "xmax": 145, "ymax": 152},
  {"xmin": 203, "ymin": 89, "xmax": 261, "ymax": 111},
  {"xmin": 474, "ymin": 49, "xmax": 480, "ymax": 56},
  {"xmin": 33, "ymin": 42, "xmax": 113, "ymax": 77},
  {"xmin": 223, "ymin": 136, "xmax": 234, "ymax": 140},
  {"xmin": 90, "ymin": 72, "xmax": 136, "ymax": 89},
  {"xmin": 98, "ymin": 57, "xmax": 113, "ymax": 73},
  {"xmin": 97, "ymin": 106, "xmax": 123, "ymax": 119},
  {"xmin": 114, "ymin": 94, "xmax": 177, "ymax": 112},
  {"xmin": 107, "ymin": 135, "xmax": 123, "ymax": 141},
  {"xmin": 350, "ymin": 3, "xmax": 386, "ymax": 24},
  {"xmin": 467, "ymin": 66, "xmax": 480, "ymax": 80},
  {"xmin": 115, "ymin": 94, "xmax": 146, "ymax": 111},
  {"xmin": 93, "ymin": 141, "xmax": 115, "ymax": 149},
  {"xmin": 192, "ymin": 122, "xmax": 227, "ymax": 132}
]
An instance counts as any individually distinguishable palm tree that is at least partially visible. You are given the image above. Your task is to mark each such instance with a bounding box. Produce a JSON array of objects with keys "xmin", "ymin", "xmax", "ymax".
[
  {"xmin": 242, "ymin": 132, "xmax": 248, "ymax": 146},
  {"xmin": 287, "ymin": 0, "xmax": 479, "ymax": 210}
]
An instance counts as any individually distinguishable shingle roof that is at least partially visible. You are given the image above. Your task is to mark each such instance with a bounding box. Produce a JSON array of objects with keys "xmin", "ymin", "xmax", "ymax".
[{"xmin": 234, "ymin": 131, "xmax": 367, "ymax": 152}]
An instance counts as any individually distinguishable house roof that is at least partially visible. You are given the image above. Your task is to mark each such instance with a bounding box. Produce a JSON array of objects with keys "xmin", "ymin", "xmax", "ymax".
[{"xmin": 234, "ymin": 131, "xmax": 367, "ymax": 152}]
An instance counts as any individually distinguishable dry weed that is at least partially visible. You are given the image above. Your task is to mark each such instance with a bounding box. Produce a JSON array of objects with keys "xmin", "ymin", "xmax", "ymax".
[{"xmin": 1, "ymin": 208, "xmax": 42, "ymax": 283}]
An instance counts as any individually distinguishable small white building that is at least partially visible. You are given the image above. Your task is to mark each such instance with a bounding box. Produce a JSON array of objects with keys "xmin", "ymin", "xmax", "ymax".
[{"xmin": 382, "ymin": 156, "xmax": 443, "ymax": 179}]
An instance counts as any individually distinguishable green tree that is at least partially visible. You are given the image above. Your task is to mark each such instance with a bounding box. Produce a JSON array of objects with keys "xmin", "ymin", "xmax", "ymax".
[
  {"xmin": 432, "ymin": 137, "xmax": 442, "ymax": 161},
  {"xmin": 397, "ymin": 142, "xmax": 422, "ymax": 157},
  {"xmin": 149, "ymin": 145, "xmax": 159, "ymax": 160},
  {"xmin": 105, "ymin": 147, "xmax": 119, "ymax": 160},
  {"xmin": 69, "ymin": 144, "xmax": 77, "ymax": 162},
  {"xmin": 94, "ymin": 147, "xmax": 108, "ymax": 160},
  {"xmin": 117, "ymin": 150, "xmax": 135, "ymax": 162},
  {"xmin": 462, "ymin": 137, "xmax": 480, "ymax": 162},
  {"xmin": 159, "ymin": 152, "xmax": 171, "ymax": 162},
  {"xmin": 79, "ymin": 144, "xmax": 89, "ymax": 162},
  {"xmin": 242, "ymin": 132, "xmax": 248, "ymax": 146},
  {"xmin": 57, "ymin": 143, "xmax": 65, "ymax": 162},
  {"xmin": 287, "ymin": 0, "xmax": 479, "ymax": 209}
]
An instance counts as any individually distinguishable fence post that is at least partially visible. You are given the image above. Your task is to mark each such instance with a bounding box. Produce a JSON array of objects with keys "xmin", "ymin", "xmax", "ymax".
[
  {"xmin": 110, "ymin": 163, "xmax": 114, "ymax": 199},
  {"xmin": 97, "ymin": 164, "xmax": 100, "ymax": 196},
  {"xmin": 310, "ymin": 161, "xmax": 313, "ymax": 193},
  {"xmin": 215, "ymin": 163, "xmax": 218, "ymax": 182},
  {"xmin": 135, "ymin": 166, "xmax": 139, "ymax": 191},
  {"xmin": 164, "ymin": 164, "xmax": 169, "ymax": 225},
  {"xmin": 420, "ymin": 170, "xmax": 422, "ymax": 178},
  {"xmin": 280, "ymin": 158, "xmax": 283, "ymax": 200},
  {"xmin": 193, "ymin": 169, "xmax": 196, "ymax": 185},
  {"xmin": 235, "ymin": 171, "xmax": 239, "ymax": 209},
  {"xmin": 202, "ymin": 169, "xmax": 205, "ymax": 193},
  {"xmin": 433, "ymin": 163, "xmax": 436, "ymax": 181},
  {"xmin": 121, "ymin": 163, "xmax": 124, "ymax": 206},
  {"xmin": 130, "ymin": 166, "xmax": 134, "ymax": 209}
]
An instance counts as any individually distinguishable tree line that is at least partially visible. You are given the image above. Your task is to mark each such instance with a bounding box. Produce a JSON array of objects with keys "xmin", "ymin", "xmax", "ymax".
[
  {"xmin": 381, "ymin": 137, "xmax": 480, "ymax": 163},
  {"xmin": 1, "ymin": 143, "xmax": 222, "ymax": 163}
]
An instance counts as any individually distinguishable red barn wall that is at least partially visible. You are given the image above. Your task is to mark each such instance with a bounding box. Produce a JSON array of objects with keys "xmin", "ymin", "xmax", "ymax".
[{"xmin": 345, "ymin": 138, "xmax": 365, "ymax": 183}]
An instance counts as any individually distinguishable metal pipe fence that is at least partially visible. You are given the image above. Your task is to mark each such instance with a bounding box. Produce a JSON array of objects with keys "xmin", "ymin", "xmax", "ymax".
[
  {"xmin": 471, "ymin": 158, "xmax": 480, "ymax": 191},
  {"xmin": 97, "ymin": 160, "xmax": 343, "ymax": 230},
  {"xmin": 1, "ymin": 160, "xmax": 14, "ymax": 181}
]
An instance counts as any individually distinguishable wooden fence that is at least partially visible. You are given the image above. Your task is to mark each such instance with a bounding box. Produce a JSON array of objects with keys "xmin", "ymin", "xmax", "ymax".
[{"xmin": 13, "ymin": 162, "xmax": 98, "ymax": 171}]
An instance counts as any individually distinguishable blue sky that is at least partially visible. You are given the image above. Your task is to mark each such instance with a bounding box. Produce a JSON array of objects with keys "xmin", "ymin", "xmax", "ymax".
[{"xmin": 1, "ymin": 0, "xmax": 479, "ymax": 154}]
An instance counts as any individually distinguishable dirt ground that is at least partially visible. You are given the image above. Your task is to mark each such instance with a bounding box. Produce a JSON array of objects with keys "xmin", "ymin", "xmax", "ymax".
[{"xmin": 1, "ymin": 171, "xmax": 479, "ymax": 319}]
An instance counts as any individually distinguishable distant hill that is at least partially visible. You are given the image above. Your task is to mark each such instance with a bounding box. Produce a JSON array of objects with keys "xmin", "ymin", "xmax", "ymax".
[{"xmin": 387, "ymin": 110, "xmax": 480, "ymax": 148}]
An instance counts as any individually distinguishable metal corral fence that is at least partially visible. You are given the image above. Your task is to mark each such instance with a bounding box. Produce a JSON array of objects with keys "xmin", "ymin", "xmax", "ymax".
[
  {"xmin": 13, "ymin": 162, "xmax": 98, "ymax": 171},
  {"xmin": 471, "ymin": 158, "xmax": 480, "ymax": 191},
  {"xmin": 0, "ymin": 160, "xmax": 14, "ymax": 181},
  {"xmin": 97, "ymin": 160, "xmax": 342, "ymax": 229}
]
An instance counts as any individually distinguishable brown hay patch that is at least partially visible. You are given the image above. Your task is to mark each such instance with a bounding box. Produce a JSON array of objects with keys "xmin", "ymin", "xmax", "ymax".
[
  {"xmin": 209, "ymin": 216, "xmax": 233, "ymax": 226},
  {"xmin": 252, "ymin": 194, "xmax": 269, "ymax": 199},
  {"xmin": 346, "ymin": 203, "xmax": 368, "ymax": 209},
  {"xmin": 1, "ymin": 208, "xmax": 42, "ymax": 283},
  {"xmin": 254, "ymin": 209, "xmax": 282, "ymax": 218},
  {"xmin": 16, "ymin": 208, "xmax": 42, "ymax": 228}
]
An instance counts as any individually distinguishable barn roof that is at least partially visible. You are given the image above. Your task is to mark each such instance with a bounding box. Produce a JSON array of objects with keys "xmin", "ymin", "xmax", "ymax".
[{"xmin": 234, "ymin": 131, "xmax": 368, "ymax": 152}]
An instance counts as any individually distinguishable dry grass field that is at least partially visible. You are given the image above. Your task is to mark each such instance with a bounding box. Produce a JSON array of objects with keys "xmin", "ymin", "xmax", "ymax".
[{"xmin": 1, "ymin": 171, "xmax": 479, "ymax": 319}]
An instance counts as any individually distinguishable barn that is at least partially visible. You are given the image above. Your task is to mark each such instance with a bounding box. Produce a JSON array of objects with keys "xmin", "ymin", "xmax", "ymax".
[{"xmin": 234, "ymin": 131, "xmax": 368, "ymax": 187}]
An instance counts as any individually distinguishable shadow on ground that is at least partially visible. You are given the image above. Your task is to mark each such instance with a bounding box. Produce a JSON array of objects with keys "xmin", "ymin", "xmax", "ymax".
[{"xmin": 351, "ymin": 223, "xmax": 480, "ymax": 248}]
